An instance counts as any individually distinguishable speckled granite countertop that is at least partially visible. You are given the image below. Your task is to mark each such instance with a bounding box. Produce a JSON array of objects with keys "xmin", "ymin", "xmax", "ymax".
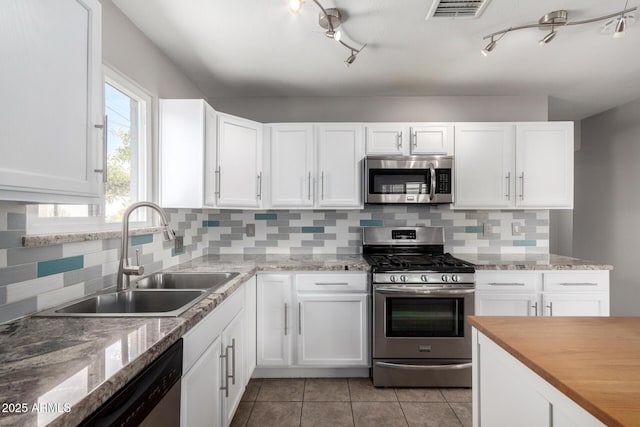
[
  {"xmin": 454, "ymin": 253, "xmax": 613, "ymax": 271},
  {"xmin": 0, "ymin": 254, "xmax": 368, "ymax": 427}
]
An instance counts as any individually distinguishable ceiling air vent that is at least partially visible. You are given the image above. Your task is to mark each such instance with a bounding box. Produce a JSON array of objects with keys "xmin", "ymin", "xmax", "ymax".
[{"xmin": 426, "ymin": 0, "xmax": 492, "ymax": 19}]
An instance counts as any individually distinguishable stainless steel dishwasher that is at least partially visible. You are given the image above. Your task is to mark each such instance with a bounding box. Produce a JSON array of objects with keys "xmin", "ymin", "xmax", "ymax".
[{"xmin": 80, "ymin": 339, "xmax": 182, "ymax": 427}]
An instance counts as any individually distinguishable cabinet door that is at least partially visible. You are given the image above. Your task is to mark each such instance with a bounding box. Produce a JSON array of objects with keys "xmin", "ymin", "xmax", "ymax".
[
  {"xmin": 316, "ymin": 124, "xmax": 364, "ymax": 208},
  {"xmin": 256, "ymin": 275, "xmax": 292, "ymax": 367},
  {"xmin": 222, "ymin": 310, "xmax": 245, "ymax": 427},
  {"xmin": 454, "ymin": 124, "xmax": 516, "ymax": 208},
  {"xmin": 181, "ymin": 335, "xmax": 222, "ymax": 427},
  {"xmin": 0, "ymin": 0, "xmax": 102, "ymax": 203},
  {"xmin": 365, "ymin": 124, "xmax": 409, "ymax": 155},
  {"xmin": 296, "ymin": 294, "xmax": 368, "ymax": 366},
  {"xmin": 160, "ymin": 99, "xmax": 206, "ymax": 208},
  {"xmin": 516, "ymin": 122, "xmax": 573, "ymax": 208},
  {"xmin": 410, "ymin": 124, "xmax": 454, "ymax": 155},
  {"xmin": 217, "ymin": 114, "xmax": 263, "ymax": 208},
  {"xmin": 270, "ymin": 125, "xmax": 314, "ymax": 207},
  {"xmin": 542, "ymin": 293, "xmax": 609, "ymax": 316},
  {"xmin": 476, "ymin": 292, "xmax": 539, "ymax": 316},
  {"xmin": 203, "ymin": 104, "xmax": 218, "ymax": 208}
]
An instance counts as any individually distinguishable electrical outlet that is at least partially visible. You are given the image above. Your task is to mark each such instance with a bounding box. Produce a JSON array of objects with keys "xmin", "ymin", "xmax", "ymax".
[
  {"xmin": 483, "ymin": 223, "xmax": 492, "ymax": 236},
  {"xmin": 511, "ymin": 222, "xmax": 523, "ymax": 236},
  {"xmin": 174, "ymin": 236, "xmax": 184, "ymax": 254},
  {"xmin": 246, "ymin": 223, "xmax": 255, "ymax": 237}
]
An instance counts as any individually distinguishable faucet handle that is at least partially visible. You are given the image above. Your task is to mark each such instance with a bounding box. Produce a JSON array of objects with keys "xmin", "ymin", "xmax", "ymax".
[
  {"xmin": 123, "ymin": 249, "xmax": 144, "ymax": 276},
  {"xmin": 135, "ymin": 249, "xmax": 141, "ymax": 266}
]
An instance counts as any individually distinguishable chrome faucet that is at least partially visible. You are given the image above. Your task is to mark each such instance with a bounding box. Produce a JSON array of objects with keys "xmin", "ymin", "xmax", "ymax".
[{"xmin": 117, "ymin": 201, "xmax": 176, "ymax": 291}]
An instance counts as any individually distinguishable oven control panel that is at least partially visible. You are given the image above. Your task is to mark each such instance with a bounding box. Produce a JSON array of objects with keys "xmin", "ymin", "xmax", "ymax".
[{"xmin": 373, "ymin": 273, "xmax": 475, "ymax": 285}]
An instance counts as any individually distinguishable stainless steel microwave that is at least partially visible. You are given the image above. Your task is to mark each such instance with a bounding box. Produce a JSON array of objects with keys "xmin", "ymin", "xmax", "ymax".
[{"xmin": 364, "ymin": 156, "xmax": 454, "ymax": 204}]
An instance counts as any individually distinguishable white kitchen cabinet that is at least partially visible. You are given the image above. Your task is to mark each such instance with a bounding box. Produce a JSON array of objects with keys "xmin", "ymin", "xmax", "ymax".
[
  {"xmin": 316, "ymin": 124, "xmax": 364, "ymax": 208},
  {"xmin": 473, "ymin": 329, "xmax": 606, "ymax": 427},
  {"xmin": 454, "ymin": 123, "xmax": 516, "ymax": 208},
  {"xmin": 256, "ymin": 272, "xmax": 369, "ymax": 373},
  {"xmin": 159, "ymin": 99, "xmax": 217, "ymax": 208},
  {"xmin": 181, "ymin": 281, "xmax": 246, "ymax": 427},
  {"xmin": 516, "ymin": 123, "xmax": 574, "ymax": 208},
  {"xmin": 256, "ymin": 274, "xmax": 293, "ymax": 367},
  {"xmin": 364, "ymin": 124, "xmax": 453, "ymax": 156},
  {"xmin": 454, "ymin": 122, "xmax": 573, "ymax": 209},
  {"xmin": 0, "ymin": 0, "xmax": 103, "ymax": 203},
  {"xmin": 475, "ymin": 270, "xmax": 609, "ymax": 317},
  {"xmin": 217, "ymin": 113, "xmax": 263, "ymax": 208},
  {"xmin": 296, "ymin": 293, "xmax": 368, "ymax": 366},
  {"xmin": 269, "ymin": 124, "xmax": 315, "ymax": 207}
]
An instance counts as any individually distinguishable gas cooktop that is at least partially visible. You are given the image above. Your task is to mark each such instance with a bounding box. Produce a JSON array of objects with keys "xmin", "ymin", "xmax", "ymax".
[{"xmin": 364, "ymin": 253, "xmax": 475, "ymax": 273}]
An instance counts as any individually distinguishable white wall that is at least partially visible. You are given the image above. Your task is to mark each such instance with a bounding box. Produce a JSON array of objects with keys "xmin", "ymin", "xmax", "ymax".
[
  {"xmin": 210, "ymin": 95, "xmax": 548, "ymax": 123},
  {"xmin": 573, "ymin": 97, "xmax": 640, "ymax": 315}
]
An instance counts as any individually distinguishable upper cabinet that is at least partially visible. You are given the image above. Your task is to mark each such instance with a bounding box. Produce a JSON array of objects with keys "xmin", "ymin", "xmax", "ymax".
[
  {"xmin": 159, "ymin": 99, "xmax": 217, "ymax": 208},
  {"xmin": 267, "ymin": 124, "xmax": 364, "ymax": 209},
  {"xmin": 217, "ymin": 114, "xmax": 263, "ymax": 208},
  {"xmin": 365, "ymin": 124, "xmax": 453, "ymax": 156},
  {"xmin": 0, "ymin": 0, "xmax": 103, "ymax": 203},
  {"xmin": 454, "ymin": 122, "xmax": 574, "ymax": 210}
]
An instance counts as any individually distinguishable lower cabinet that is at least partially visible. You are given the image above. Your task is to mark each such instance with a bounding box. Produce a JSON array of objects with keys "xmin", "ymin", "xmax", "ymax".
[
  {"xmin": 181, "ymin": 281, "xmax": 248, "ymax": 427},
  {"xmin": 256, "ymin": 272, "xmax": 369, "ymax": 370},
  {"xmin": 476, "ymin": 270, "xmax": 610, "ymax": 317},
  {"xmin": 473, "ymin": 329, "xmax": 605, "ymax": 427}
]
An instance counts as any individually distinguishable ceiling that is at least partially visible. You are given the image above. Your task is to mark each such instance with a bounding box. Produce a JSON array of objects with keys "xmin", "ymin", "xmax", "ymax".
[{"xmin": 112, "ymin": 0, "xmax": 640, "ymax": 120}]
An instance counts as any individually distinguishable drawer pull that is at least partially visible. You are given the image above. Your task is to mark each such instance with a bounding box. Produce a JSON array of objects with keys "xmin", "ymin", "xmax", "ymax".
[
  {"xmin": 558, "ymin": 282, "xmax": 599, "ymax": 286},
  {"xmin": 315, "ymin": 282, "xmax": 349, "ymax": 286},
  {"xmin": 488, "ymin": 282, "xmax": 526, "ymax": 286}
]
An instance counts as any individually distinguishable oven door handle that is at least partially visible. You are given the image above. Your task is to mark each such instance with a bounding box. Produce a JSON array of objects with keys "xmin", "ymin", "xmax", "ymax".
[
  {"xmin": 375, "ymin": 361, "xmax": 472, "ymax": 371},
  {"xmin": 375, "ymin": 288, "xmax": 475, "ymax": 296}
]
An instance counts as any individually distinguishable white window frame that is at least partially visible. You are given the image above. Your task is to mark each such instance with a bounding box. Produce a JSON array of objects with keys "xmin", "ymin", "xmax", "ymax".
[{"xmin": 26, "ymin": 65, "xmax": 154, "ymax": 234}]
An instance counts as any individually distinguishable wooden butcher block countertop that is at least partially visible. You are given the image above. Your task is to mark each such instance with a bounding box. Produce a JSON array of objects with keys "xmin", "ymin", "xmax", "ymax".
[{"xmin": 468, "ymin": 316, "xmax": 640, "ymax": 427}]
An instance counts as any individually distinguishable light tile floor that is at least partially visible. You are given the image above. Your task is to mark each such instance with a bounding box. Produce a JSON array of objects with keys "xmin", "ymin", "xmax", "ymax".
[{"xmin": 231, "ymin": 378, "xmax": 472, "ymax": 427}]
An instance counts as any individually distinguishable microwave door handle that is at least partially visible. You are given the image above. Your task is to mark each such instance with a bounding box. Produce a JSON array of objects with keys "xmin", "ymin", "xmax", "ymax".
[{"xmin": 429, "ymin": 163, "xmax": 436, "ymax": 201}]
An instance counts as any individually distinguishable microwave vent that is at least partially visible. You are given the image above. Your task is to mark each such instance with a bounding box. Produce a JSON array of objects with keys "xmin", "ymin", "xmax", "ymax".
[{"xmin": 426, "ymin": 0, "xmax": 492, "ymax": 19}]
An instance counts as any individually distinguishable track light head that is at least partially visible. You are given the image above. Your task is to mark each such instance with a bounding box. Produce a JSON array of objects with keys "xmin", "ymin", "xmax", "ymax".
[
  {"xmin": 481, "ymin": 39, "xmax": 497, "ymax": 56},
  {"xmin": 289, "ymin": 0, "xmax": 303, "ymax": 14},
  {"xmin": 344, "ymin": 51, "xmax": 357, "ymax": 67},
  {"xmin": 539, "ymin": 30, "xmax": 557, "ymax": 45},
  {"xmin": 614, "ymin": 16, "xmax": 627, "ymax": 38}
]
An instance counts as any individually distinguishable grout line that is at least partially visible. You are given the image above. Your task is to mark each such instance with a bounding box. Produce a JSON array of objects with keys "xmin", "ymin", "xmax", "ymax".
[{"xmin": 448, "ymin": 401, "xmax": 465, "ymax": 427}]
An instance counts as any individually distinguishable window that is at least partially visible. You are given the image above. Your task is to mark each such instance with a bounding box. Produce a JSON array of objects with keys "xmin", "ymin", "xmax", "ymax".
[{"xmin": 27, "ymin": 66, "xmax": 153, "ymax": 233}]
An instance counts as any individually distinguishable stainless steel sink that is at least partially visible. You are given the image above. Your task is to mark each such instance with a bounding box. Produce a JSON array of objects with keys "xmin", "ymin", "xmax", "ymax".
[{"xmin": 135, "ymin": 272, "xmax": 240, "ymax": 291}]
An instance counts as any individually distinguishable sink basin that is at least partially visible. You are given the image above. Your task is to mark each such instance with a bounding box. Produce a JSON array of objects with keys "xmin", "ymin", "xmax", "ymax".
[
  {"xmin": 135, "ymin": 272, "xmax": 240, "ymax": 291},
  {"xmin": 35, "ymin": 289, "xmax": 207, "ymax": 317}
]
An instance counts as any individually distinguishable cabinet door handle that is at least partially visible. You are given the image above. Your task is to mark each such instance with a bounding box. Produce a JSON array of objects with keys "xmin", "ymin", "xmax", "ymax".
[
  {"xmin": 315, "ymin": 282, "xmax": 349, "ymax": 286},
  {"xmin": 308, "ymin": 171, "xmax": 312, "ymax": 200},
  {"xmin": 531, "ymin": 301, "xmax": 538, "ymax": 316},
  {"xmin": 546, "ymin": 302, "xmax": 553, "ymax": 316},
  {"xmin": 397, "ymin": 131, "xmax": 403, "ymax": 149},
  {"xmin": 429, "ymin": 163, "xmax": 436, "ymax": 201},
  {"xmin": 321, "ymin": 171, "xmax": 325, "ymax": 200},
  {"xmin": 559, "ymin": 282, "xmax": 598, "ymax": 287},
  {"xmin": 230, "ymin": 338, "xmax": 236, "ymax": 385},
  {"xmin": 93, "ymin": 116, "xmax": 108, "ymax": 183},
  {"xmin": 257, "ymin": 172, "xmax": 263, "ymax": 200},
  {"xmin": 220, "ymin": 349, "xmax": 229, "ymax": 397},
  {"xmin": 298, "ymin": 302, "xmax": 302, "ymax": 335},
  {"xmin": 505, "ymin": 172, "xmax": 511, "ymax": 200},
  {"xmin": 215, "ymin": 167, "xmax": 221, "ymax": 196},
  {"xmin": 412, "ymin": 131, "xmax": 417, "ymax": 149},
  {"xmin": 488, "ymin": 282, "xmax": 526, "ymax": 287},
  {"xmin": 518, "ymin": 172, "xmax": 525, "ymax": 200},
  {"xmin": 284, "ymin": 303, "xmax": 288, "ymax": 336}
]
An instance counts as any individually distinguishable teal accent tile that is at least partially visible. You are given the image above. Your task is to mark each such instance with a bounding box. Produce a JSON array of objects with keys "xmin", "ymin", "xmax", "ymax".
[
  {"xmin": 171, "ymin": 248, "xmax": 185, "ymax": 257},
  {"xmin": 202, "ymin": 220, "xmax": 220, "ymax": 227},
  {"xmin": 360, "ymin": 219, "xmax": 383, "ymax": 227},
  {"xmin": 255, "ymin": 213, "xmax": 277, "ymax": 220},
  {"xmin": 301, "ymin": 226, "xmax": 325, "ymax": 233},
  {"xmin": 37, "ymin": 256, "xmax": 83, "ymax": 278},
  {"xmin": 465, "ymin": 226, "xmax": 483, "ymax": 233},
  {"xmin": 131, "ymin": 234, "xmax": 153, "ymax": 246},
  {"xmin": 513, "ymin": 240, "xmax": 537, "ymax": 247}
]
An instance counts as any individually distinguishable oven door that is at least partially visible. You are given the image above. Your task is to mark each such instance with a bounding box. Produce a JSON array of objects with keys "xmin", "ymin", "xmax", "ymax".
[{"xmin": 373, "ymin": 287, "xmax": 474, "ymax": 359}]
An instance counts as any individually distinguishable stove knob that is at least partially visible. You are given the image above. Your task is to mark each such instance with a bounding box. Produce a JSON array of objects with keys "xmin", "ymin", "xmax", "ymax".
[
  {"xmin": 441, "ymin": 275, "xmax": 449, "ymax": 282},
  {"xmin": 400, "ymin": 275, "xmax": 408, "ymax": 282},
  {"xmin": 420, "ymin": 275, "xmax": 429, "ymax": 282},
  {"xmin": 390, "ymin": 275, "xmax": 397, "ymax": 282},
  {"xmin": 452, "ymin": 275, "xmax": 460, "ymax": 282}
]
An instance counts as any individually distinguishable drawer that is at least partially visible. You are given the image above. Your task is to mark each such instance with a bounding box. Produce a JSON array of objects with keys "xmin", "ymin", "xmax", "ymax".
[
  {"xmin": 476, "ymin": 271, "xmax": 539, "ymax": 292},
  {"xmin": 295, "ymin": 272, "xmax": 368, "ymax": 293},
  {"xmin": 543, "ymin": 271, "xmax": 609, "ymax": 292}
]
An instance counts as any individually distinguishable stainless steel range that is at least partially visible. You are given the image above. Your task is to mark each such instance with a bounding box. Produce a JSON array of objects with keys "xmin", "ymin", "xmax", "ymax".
[{"xmin": 363, "ymin": 226, "xmax": 475, "ymax": 388}]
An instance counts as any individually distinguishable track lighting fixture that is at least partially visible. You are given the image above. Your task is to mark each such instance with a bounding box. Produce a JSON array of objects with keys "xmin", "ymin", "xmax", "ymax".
[
  {"xmin": 288, "ymin": 0, "xmax": 366, "ymax": 66},
  {"xmin": 481, "ymin": 3, "xmax": 637, "ymax": 55}
]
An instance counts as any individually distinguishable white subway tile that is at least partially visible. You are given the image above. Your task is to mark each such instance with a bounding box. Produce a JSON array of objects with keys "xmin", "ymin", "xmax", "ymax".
[
  {"xmin": 7, "ymin": 275, "xmax": 64, "ymax": 303},
  {"xmin": 37, "ymin": 282, "xmax": 85, "ymax": 311}
]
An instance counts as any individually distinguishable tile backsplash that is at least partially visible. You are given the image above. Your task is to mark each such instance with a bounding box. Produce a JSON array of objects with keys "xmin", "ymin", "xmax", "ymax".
[{"xmin": 0, "ymin": 202, "xmax": 548, "ymax": 323}]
